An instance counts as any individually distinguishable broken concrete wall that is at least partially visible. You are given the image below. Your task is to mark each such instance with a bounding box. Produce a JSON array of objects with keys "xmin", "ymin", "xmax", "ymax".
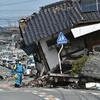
[
  {"xmin": 40, "ymin": 38, "xmax": 58, "ymax": 70},
  {"xmin": 81, "ymin": 52, "xmax": 100, "ymax": 79}
]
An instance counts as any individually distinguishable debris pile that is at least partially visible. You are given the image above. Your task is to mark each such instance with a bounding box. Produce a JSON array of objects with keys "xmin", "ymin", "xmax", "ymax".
[
  {"xmin": 24, "ymin": 75, "xmax": 48, "ymax": 87},
  {"xmin": 51, "ymin": 60, "xmax": 72, "ymax": 74},
  {"xmin": 81, "ymin": 52, "xmax": 100, "ymax": 79},
  {"xmin": 25, "ymin": 52, "xmax": 100, "ymax": 88},
  {"xmin": 0, "ymin": 66, "xmax": 12, "ymax": 80}
]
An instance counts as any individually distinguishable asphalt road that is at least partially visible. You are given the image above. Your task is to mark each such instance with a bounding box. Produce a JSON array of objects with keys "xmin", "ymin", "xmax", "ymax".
[{"xmin": 0, "ymin": 87, "xmax": 100, "ymax": 100}]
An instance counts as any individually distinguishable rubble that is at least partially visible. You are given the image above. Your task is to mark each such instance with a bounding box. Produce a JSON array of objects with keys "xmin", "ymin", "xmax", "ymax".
[
  {"xmin": 25, "ymin": 59, "xmax": 81, "ymax": 88},
  {"xmin": 0, "ymin": 66, "xmax": 12, "ymax": 80},
  {"xmin": 51, "ymin": 60, "xmax": 72, "ymax": 74},
  {"xmin": 24, "ymin": 75, "xmax": 48, "ymax": 87},
  {"xmin": 81, "ymin": 52, "xmax": 100, "ymax": 79},
  {"xmin": 23, "ymin": 51, "xmax": 100, "ymax": 88}
]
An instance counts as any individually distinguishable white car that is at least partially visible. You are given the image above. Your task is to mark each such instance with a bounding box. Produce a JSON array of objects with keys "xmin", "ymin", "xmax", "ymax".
[{"xmin": 25, "ymin": 64, "xmax": 37, "ymax": 77}]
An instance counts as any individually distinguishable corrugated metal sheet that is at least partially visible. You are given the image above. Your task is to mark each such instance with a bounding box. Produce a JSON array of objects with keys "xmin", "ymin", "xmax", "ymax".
[{"xmin": 19, "ymin": 0, "xmax": 100, "ymax": 47}]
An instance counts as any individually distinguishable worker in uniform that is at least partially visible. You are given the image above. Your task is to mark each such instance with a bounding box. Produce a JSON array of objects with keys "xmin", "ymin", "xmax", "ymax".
[{"xmin": 12, "ymin": 61, "xmax": 24, "ymax": 88}]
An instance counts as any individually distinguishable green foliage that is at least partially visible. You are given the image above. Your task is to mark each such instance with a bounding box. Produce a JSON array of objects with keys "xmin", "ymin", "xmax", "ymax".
[{"xmin": 72, "ymin": 55, "xmax": 89, "ymax": 75}]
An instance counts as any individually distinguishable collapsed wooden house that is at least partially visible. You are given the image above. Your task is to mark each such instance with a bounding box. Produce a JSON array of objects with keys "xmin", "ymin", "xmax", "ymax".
[{"xmin": 19, "ymin": 0, "xmax": 100, "ymax": 75}]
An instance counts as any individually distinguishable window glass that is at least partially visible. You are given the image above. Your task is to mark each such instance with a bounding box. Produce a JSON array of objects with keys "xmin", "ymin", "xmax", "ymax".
[
  {"xmin": 80, "ymin": 0, "xmax": 97, "ymax": 12},
  {"xmin": 98, "ymin": 0, "xmax": 100, "ymax": 10}
]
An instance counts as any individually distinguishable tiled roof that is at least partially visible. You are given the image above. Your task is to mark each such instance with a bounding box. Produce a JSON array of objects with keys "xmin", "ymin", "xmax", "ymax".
[
  {"xmin": 19, "ymin": 0, "xmax": 100, "ymax": 47},
  {"xmin": 82, "ymin": 12, "xmax": 100, "ymax": 23},
  {"xmin": 19, "ymin": 0, "xmax": 83, "ymax": 46}
]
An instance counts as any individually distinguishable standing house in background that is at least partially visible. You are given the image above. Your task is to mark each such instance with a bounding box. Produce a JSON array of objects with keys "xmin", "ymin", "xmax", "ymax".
[{"xmin": 19, "ymin": 0, "xmax": 100, "ymax": 75}]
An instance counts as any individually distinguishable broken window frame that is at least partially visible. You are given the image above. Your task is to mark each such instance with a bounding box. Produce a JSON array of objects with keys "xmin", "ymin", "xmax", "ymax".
[{"xmin": 79, "ymin": 0, "xmax": 100, "ymax": 12}]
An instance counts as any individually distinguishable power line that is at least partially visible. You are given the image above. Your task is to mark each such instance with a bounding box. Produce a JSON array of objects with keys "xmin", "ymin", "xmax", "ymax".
[
  {"xmin": 0, "ymin": 17, "xmax": 27, "ymax": 21},
  {"xmin": 0, "ymin": 17, "xmax": 25, "ymax": 21},
  {"xmin": 0, "ymin": 9, "xmax": 35, "ymax": 12},
  {"xmin": 0, "ymin": 0, "xmax": 34, "ymax": 7},
  {"xmin": 0, "ymin": 19, "xmax": 18, "ymax": 21},
  {"xmin": 0, "ymin": 17, "xmax": 19, "ymax": 19},
  {"xmin": 0, "ymin": 16, "xmax": 27, "ymax": 18},
  {"xmin": 0, "ymin": 12, "xmax": 34, "ymax": 14}
]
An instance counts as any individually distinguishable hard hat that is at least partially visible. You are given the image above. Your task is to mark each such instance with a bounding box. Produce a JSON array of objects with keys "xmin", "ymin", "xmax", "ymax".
[{"xmin": 19, "ymin": 61, "xmax": 21, "ymax": 64}]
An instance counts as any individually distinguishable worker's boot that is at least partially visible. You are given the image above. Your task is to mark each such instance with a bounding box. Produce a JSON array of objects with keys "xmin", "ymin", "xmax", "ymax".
[{"xmin": 15, "ymin": 84, "xmax": 20, "ymax": 88}]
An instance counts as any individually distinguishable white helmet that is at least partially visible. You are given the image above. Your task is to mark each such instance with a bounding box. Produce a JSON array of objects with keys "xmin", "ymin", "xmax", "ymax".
[{"xmin": 19, "ymin": 61, "xmax": 21, "ymax": 64}]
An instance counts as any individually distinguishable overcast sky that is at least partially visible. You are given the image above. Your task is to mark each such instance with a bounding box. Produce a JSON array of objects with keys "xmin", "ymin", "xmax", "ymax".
[{"xmin": 0, "ymin": 0, "xmax": 60, "ymax": 26}]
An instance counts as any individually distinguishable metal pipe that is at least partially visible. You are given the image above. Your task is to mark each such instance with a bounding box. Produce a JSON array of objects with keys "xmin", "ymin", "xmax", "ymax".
[{"xmin": 58, "ymin": 44, "xmax": 63, "ymax": 74}]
